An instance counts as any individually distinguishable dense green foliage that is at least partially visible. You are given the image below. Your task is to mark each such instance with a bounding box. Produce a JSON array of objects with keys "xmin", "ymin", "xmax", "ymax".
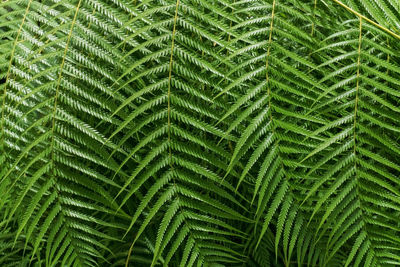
[{"xmin": 1, "ymin": 0, "xmax": 400, "ymax": 266}]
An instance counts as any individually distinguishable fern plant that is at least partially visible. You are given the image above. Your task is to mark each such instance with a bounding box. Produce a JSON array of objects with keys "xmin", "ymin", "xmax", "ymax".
[{"xmin": 1, "ymin": 0, "xmax": 400, "ymax": 266}]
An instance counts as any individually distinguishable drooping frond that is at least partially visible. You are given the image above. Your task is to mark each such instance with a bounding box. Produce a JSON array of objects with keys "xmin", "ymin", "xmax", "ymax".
[{"xmin": 0, "ymin": 0, "xmax": 127, "ymax": 265}]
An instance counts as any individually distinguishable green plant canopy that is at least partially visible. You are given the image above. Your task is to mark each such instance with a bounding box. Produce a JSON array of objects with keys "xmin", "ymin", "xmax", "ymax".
[{"xmin": 1, "ymin": 0, "xmax": 400, "ymax": 266}]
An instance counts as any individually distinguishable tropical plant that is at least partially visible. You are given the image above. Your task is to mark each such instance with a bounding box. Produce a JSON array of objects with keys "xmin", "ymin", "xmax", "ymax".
[{"xmin": 1, "ymin": 0, "xmax": 400, "ymax": 266}]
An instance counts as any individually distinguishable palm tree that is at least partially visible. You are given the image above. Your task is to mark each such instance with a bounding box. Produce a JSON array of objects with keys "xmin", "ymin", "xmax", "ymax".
[{"xmin": 1, "ymin": 0, "xmax": 400, "ymax": 266}]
